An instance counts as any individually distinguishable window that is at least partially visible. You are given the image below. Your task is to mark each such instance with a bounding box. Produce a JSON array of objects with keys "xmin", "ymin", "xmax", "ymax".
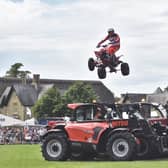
[
  {"xmin": 150, "ymin": 106, "xmax": 162, "ymax": 118},
  {"xmin": 141, "ymin": 104, "xmax": 163, "ymax": 118},
  {"xmin": 76, "ymin": 106, "xmax": 94, "ymax": 121},
  {"xmin": 76, "ymin": 108, "xmax": 84, "ymax": 121}
]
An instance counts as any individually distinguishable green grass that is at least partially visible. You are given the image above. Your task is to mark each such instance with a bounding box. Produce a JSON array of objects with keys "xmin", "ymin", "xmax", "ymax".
[{"xmin": 0, "ymin": 145, "xmax": 168, "ymax": 168}]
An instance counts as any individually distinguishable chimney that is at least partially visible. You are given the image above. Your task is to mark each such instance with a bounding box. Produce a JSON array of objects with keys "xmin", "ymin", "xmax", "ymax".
[{"xmin": 32, "ymin": 74, "xmax": 40, "ymax": 90}]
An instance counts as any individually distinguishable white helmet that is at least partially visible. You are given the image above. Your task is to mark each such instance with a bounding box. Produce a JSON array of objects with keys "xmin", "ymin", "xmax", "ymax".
[{"xmin": 108, "ymin": 28, "xmax": 114, "ymax": 33}]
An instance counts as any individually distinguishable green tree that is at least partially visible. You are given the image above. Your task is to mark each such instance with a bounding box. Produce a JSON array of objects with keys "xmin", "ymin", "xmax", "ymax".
[
  {"xmin": 32, "ymin": 82, "xmax": 98, "ymax": 118},
  {"xmin": 63, "ymin": 81, "xmax": 98, "ymax": 116},
  {"xmin": 5, "ymin": 63, "xmax": 31, "ymax": 78},
  {"xmin": 64, "ymin": 81, "xmax": 98, "ymax": 103},
  {"xmin": 19, "ymin": 70, "xmax": 31, "ymax": 79},
  {"xmin": 32, "ymin": 87, "xmax": 63, "ymax": 119}
]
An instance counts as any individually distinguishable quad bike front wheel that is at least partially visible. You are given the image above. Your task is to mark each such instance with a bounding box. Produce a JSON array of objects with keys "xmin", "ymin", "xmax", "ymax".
[
  {"xmin": 121, "ymin": 63, "xmax": 130, "ymax": 76},
  {"xmin": 88, "ymin": 58, "xmax": 95, "ymax": 71},
  {"xmin": 97, "ymin": 67, "xmax": 106, "ymax": 79}
]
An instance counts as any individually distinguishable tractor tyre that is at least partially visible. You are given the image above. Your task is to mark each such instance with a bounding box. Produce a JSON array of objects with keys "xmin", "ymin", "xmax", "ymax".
[
  {"xmin": 106, "ymin": 132, "xmax": 136, "ymax": 161},
  {"xmin": 136, "ymin": 137, "xmax": 150, "ymax": 158},
  {"xmin": 41, "ymin": 133, "xmax": 69, "ymax": 161}
]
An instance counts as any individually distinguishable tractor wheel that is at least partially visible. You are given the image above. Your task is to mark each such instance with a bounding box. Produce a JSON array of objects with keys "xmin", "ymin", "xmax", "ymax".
[
  {"xmin": 136, "ymin": 138, "xmax": 150, "ymax": 158},
  {"xmin": 121, "ymin": 63, "xmax": 130, "ymax": 76},
  {"xmin": 97, "ymin": 67, "xmax": 106, "ymax": 79},
  {"xmin": 88, "ymin": 58, "xmax": 95, "ymax": 71},
  {"xmin": 41, "ymin": 133, "xmax": 69, "ymax": 161},
  {"xmin": 106, "ymin": 132, "xmax": 136, "ymax": 161}
]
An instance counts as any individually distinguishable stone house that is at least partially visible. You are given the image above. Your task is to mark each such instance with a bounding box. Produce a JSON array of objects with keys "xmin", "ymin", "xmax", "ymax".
[{"xmin": 0, "ymin": 85, "xmax": 37, "ymax": 120}]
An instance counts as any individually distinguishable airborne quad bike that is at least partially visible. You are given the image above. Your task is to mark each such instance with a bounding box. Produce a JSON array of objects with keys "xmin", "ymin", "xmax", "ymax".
[
  {"xmin": 41, "ymin": 103, "xmax": 168, "ymax": 161},
  {"xmin": 88, "ymin": 45, "xmax": 130, "ymax": 79}
]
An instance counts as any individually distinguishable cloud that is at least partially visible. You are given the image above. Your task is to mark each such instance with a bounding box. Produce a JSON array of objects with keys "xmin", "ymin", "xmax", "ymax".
[{"xmin": 1, "ymin": 0, "xmax": 168, "ymax": 96}]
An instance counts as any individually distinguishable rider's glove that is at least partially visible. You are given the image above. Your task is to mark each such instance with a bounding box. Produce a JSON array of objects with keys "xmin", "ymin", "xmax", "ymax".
[{"xmin": 96, "ymin": 44, "xmax": 100, "ymax": 48}]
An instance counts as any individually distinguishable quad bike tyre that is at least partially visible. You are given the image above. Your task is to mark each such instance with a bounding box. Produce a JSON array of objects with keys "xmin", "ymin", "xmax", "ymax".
[
  {"xmin": 41, "ymin": 133, "xmax": 69, "ymax": 161},
  {"xmin": 88, "ymin": 58, "xmax": 95, "ymax": 71},
  {"xmin": 97, "ymin": 67, "xmax": 106, "ymax": 79},
  {"xmin": 121, "ymin": 63, "xmax": 130, "ymax": 76},
  {"xmin": 106, "ymin": 132, "xmax": 136, "ymax": 161}
]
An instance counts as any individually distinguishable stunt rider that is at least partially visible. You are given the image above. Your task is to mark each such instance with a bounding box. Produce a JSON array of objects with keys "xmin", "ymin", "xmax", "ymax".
[{"xmin": 96, "ymin": 28, "xmax": 120, "ymax": 67}]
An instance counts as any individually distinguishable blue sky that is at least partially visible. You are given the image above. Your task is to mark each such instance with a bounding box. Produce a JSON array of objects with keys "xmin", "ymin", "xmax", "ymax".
[{"xmin": 1, "ymin": 0, "xmax": 168, "ymax": 96}]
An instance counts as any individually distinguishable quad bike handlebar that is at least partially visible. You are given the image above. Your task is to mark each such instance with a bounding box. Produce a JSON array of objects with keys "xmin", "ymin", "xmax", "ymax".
[{"xmin": 96, "ymin": 44, "xmax": 108, "ymax": 48}]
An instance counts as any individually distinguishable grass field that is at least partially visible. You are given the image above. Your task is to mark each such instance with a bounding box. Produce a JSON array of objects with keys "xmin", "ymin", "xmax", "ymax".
[{"xmin": 0, "ymin": 145, "xmax": 168, "ymax": 168}]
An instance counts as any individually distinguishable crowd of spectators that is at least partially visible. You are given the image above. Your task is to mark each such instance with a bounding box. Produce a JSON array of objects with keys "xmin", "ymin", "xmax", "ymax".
[{"xmin": 0, "ymin": 126, "xmax": 45, "ymax": 144}]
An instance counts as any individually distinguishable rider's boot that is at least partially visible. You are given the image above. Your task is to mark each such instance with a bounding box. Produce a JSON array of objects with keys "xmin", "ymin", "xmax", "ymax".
[
  {"xmin": 110, "ymin": 54, "xmax": 117, "ymax": 66},
  {"xmin": 108, "ymin": 54, "xmax": 117, "ymax": 72},
  {"xmin": 109, "ymin": 65, "xmax": 116, "ymax": 73},
  {"xmin": 100, "ymin": 52, "xmax": 107, "ymax": 60}
]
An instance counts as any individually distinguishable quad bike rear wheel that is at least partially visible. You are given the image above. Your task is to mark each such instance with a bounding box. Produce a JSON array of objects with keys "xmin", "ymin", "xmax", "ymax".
[
  {"xmin": 97, "ymin": 67, "xmax": 106, "ymax": 79},
  {"xmin": 121, "ymin": 63, "xmax": 130, "ymax": 76},
  {"xmin": 88, "ymin": 58, "xmax": 95, "ymax": 71}
]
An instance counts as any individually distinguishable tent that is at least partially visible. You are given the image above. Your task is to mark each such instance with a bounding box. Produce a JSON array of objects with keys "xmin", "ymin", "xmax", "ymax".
[
  {"xmin": 0, "ymin": 114, "xmax": 24, "ymax": 127},
  {"xmin": 24, "ymin": 118, "xmax": 37, "ymax": 126}
]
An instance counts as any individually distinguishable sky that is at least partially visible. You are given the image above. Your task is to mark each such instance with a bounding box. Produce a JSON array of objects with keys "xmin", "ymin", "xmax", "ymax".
[{"xmin": 0, "ymin": 0, "xmax": 168, "ymax": 96}]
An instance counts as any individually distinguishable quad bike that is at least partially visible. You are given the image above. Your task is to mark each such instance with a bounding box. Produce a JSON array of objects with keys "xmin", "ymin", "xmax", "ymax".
[{"xmin": 88, "ymin": 45, "xmax": 130, "ymax": 79}]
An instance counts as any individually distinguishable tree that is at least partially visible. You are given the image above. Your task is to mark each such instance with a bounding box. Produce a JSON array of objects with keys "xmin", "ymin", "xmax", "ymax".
[
  {"xmin": 63, "ymin": 82, "xmax": 98, "ymax": 116},
  {"xmin": 5, "ymin": 63, "xmax": 31, "ymax": 78},
  {"xmin": 32, "ymin": 87, "xmax": 63, "ymax": 119},
  {"xmin": 32, "ymin": 82, "xmax": 98, "ymax": 118},
  {"xmin": 64, "ymin": 81, "xmax": 98, "ymax": 103},
  {"xmin": 19, "ymin": 70, "xmax": 31, "ymax": 79}
]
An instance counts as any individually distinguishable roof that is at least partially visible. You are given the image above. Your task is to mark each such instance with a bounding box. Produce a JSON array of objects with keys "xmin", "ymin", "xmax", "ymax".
[
  {"xmin": 0, "ymin": 84, "xmax": 38, "ymax": 107},
  {"xmin": 13, "ymin": 84, "xmax": 38, "ymax": 106},
  {"xmin": 153, "ymin": 87, "xmax": 163, "ymax": 94},
  {"xmin": 0, "ymin": 86, "xmax": 13, "ymax": 107},
  {"xmin": 147, "ymin": 92, "xmax": 168, "ymax": 105},
  {"xmin": 121, "ymin": 93, "xmax": 147, "ymax": 103},
  {"xmin": 0, "ymin": 77, "xmax": 114, "ymax": 105}
]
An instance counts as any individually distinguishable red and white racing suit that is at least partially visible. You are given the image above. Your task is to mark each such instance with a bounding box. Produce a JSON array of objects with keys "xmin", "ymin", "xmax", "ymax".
[{"xmin": 97, "ymin": 33, "xmax": 120, "ymax": 56}]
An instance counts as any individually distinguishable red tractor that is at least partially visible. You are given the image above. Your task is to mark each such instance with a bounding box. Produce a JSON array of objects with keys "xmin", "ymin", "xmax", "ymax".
[
  {"xmin": 41, "ymin": 103, "xmax": 168, "ymax": 161},
  {"xmin": 116, "ymin": 102, "xmax": 168, "ymax": 126}
]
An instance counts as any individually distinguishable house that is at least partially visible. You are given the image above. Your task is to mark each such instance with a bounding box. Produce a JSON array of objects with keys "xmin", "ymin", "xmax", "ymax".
[
  {"xmin": 0, "ymin": 75, "xmax": 115, "ymax": 120},
  {"xmin": 120, "ymin": 87, "xmax": 168, "ymax": 106},
  {"xmin": 120, "ymin": 93, "xmax": 147, "ymax": 103},
  {"xmin": 0, "ymin": 85, "xmax": 38, "ymax": 120},
  {"xmin": 146, "ymin": 87, "xmax": 168, "ymax": 105}
]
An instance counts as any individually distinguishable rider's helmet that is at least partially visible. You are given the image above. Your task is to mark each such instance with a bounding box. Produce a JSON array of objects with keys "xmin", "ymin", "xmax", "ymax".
[{"xmin": 108, "ymin": 28, "xmax": 114, "ymax": 33}]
